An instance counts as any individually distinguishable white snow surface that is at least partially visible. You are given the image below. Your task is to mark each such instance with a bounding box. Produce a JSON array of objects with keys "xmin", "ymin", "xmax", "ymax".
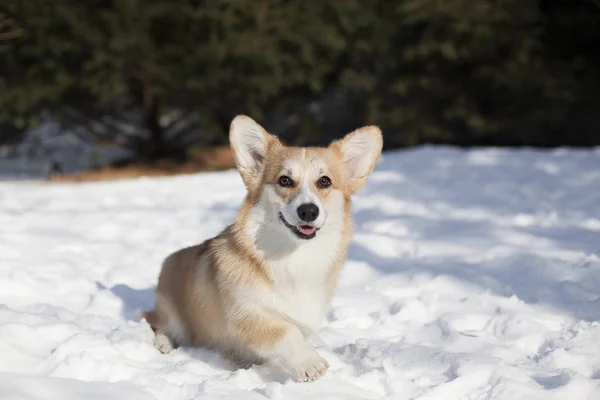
[{"xmin": 1, "ymin": 146, "xmax": 600, "ymax": 400}]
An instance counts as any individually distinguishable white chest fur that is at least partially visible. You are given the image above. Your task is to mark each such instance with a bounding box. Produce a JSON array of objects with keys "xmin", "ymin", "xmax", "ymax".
[
  {"xmin": 244, "ymin": 187, "xmax": 346, "ymax": 332},
  {"xmin": 267, "ymin": 234, "xmax": 340, "ymax": 332}
]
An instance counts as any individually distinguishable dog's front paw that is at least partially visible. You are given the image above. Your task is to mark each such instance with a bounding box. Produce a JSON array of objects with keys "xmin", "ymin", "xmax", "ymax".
[{"xmin": 292, "ymin": 352, "xmax": 329, "ymax": 382}]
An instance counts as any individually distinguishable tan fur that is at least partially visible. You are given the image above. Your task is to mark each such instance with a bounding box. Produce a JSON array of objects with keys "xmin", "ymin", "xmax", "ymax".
[
  {"xmin": 325, "ymin": 196, "xmax": 353, "ymax": 300},
  {"xmin": 235, "ymin": 315, "xmax": 286, "ymax": 349},
  {"xmin": 144, "ymin": 115, "xmax": 382, "ymax": 381},
  {"xmin": 330, "ymin": 126, "xmax": 383, "ymax": 194}
]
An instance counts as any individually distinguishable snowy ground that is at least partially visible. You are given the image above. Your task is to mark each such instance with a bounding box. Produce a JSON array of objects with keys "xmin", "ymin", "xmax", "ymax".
[{"xmin": 1, "ymin": 146, "xmax": 599, "ymax": 400}]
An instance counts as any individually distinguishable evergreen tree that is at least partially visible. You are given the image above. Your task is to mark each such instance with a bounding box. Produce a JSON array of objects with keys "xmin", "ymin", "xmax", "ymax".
[
  {"xmin": 1, "ymin": 0, "xmax": 599, "ymax": 154},
  {"xmin": 0, "ymin": 11, "xmax": 22, "ymax": 41},
  {"xmin": 340, "ymin": 0, "xmax": 600, "ymax": 147}
]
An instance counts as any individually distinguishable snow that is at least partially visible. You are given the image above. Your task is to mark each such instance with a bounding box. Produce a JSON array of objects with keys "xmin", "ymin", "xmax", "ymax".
[
  {"xmin": 0, "ymin": 121, "xmax": 131, "ymax": 180},
  {"xmin": 1, "ymin": 146, "xmax": 600, "ymax": 399}
]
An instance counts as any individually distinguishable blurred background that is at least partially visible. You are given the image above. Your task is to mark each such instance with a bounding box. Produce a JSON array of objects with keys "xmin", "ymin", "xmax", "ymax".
[{"xmin": 1, "ymin": 0, "xmax": 599, "ymax": 180}]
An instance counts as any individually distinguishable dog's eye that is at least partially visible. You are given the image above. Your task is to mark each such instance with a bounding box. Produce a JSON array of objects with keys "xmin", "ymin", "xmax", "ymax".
[
  {"xmin": 278, "ymin": 176, "xmax": 294, "ymax": 187},
  {"xmin": 317, "ymin": 176, "xmax": 332, "ymax": 188}
]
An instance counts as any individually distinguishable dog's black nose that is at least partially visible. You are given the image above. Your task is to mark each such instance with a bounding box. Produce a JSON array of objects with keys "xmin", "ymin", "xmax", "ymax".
[{"xmin": 297, "ymin": 203, "xmax": 319, "ymax": 222}]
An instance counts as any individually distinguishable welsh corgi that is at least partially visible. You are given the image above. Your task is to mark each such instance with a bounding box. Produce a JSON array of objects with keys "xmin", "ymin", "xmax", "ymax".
[{"xmin": 143, "ymin": 115, "xmax": 382, "ymax": 382}]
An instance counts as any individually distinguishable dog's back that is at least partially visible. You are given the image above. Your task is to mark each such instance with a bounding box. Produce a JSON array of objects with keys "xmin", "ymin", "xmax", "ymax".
[{"xmin": 144, "ymin": 241, "xmax": 224, "ymax": 351}]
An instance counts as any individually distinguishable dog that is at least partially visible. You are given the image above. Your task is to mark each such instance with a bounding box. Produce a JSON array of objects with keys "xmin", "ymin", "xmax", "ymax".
[{"xmin": 143, "ymin": 115, "xmax": 382, "ymax": 381}]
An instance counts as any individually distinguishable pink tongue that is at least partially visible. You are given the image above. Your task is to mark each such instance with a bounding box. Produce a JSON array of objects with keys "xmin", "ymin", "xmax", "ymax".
[{"xmin": 298, "ymin": 226, "xmax": 316, "ymax": 235}]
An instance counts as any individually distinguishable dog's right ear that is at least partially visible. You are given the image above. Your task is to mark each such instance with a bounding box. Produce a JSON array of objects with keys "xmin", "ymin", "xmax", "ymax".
[{"xmin": 230, "ymin": 115, "xmax": 275, "ymax": 189}]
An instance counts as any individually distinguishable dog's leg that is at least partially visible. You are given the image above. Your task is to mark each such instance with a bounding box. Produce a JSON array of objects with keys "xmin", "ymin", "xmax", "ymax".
[
  {"xmin": 271, "ymin": 326, "xmax": 330, "ymax": 382},
  {"xmin": 235, "ymin": 316, "xmax": 329, "ymax": 381},
  {"xmin": 153, "ymin": 331, "xmax": 176, "ymax": 354},
  {"xmin": 142, "ymin": 310, "xmax": 176, "ymax": 354},
  {"xmin": 142, "ymin": 298, "xmax": 188, "ymax": 354}
]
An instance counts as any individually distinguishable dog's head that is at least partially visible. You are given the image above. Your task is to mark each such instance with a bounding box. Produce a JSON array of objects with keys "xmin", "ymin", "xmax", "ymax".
[{"xmin": 230, "ymin": 115, "xmax": 382, "ymax": 242}]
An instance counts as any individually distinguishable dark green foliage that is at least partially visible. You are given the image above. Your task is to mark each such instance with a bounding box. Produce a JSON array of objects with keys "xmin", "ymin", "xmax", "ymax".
[
  {"xmin": 1, "ymin": 0, "xmax": 599, "ymax": 158},
  {"xmin": 339, "ymin": 0, "xmax": 600, "ymax": 147}
]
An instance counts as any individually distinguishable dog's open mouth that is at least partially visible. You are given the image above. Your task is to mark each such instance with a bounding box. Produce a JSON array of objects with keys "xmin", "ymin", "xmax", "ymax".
[{"xmin": 279, "ymin": 213, "xmax": 318, "ymax": 240}]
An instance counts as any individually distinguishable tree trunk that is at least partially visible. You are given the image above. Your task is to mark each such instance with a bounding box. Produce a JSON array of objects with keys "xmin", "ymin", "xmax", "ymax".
[{"xmin": 142, "ymin": 87, "xmax": 164, "ymax": 160}]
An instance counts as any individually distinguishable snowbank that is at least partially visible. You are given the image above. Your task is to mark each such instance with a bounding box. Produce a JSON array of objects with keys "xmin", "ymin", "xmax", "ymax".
[
  {"xmin": 1, "ymin": 146, "xmax": 599, "ymax": 399},
  {"xmin": 0, "ymin": 122, "xmax": 130, "ymax": 180}
]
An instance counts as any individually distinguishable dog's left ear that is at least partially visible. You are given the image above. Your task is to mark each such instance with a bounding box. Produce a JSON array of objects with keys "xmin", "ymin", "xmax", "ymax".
[
  {"xmin": 230, "ymin": 115, "xmax": 276, "ymax": 189},
  {"xmin": 333, "ymin": 126, "xmax": 383, "ymax": 194}
]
